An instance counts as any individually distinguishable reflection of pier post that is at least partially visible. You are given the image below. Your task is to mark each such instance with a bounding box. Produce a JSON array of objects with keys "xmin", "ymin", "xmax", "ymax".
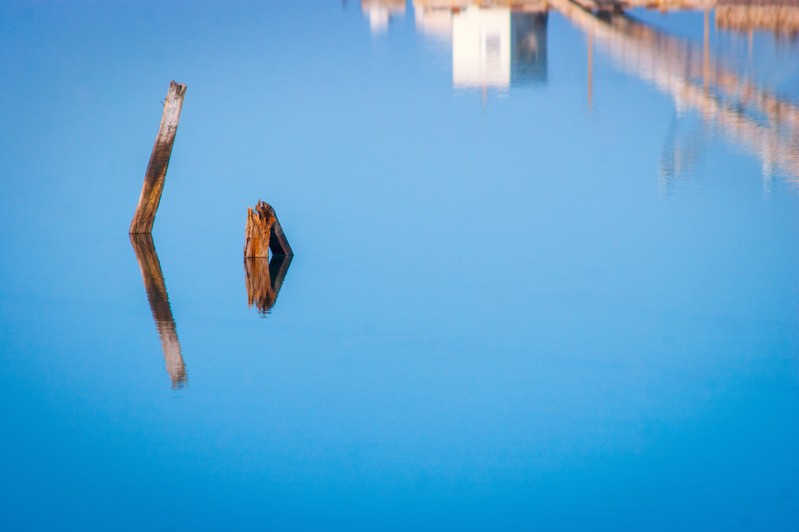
[
  {"xmin": 244, "ymin": 255, "xmax": 293, "ymax": 314},
  {"xmin": 130, "ymin": 234, "xmax": 187, "ymax": 387},
  {"xmin": 549, "ymin": 0, "xmax": 799, "ymax": 182},
  {"xmin": 703, "ymin": 8, "xmax": 709, "ymax": 90},
  {"xmin": 587, "ymin": 31, "xmax": 593, "ymax": 109}
]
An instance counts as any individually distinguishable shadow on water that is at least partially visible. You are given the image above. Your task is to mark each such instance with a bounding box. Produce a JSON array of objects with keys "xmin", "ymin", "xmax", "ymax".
[
  {"xmin": 244, "ymin": 254, "xmax": 293, "ymax": 315},
  {"xmin": 129, "ymin": 234, "xmax": 187, "ymax": 388}
]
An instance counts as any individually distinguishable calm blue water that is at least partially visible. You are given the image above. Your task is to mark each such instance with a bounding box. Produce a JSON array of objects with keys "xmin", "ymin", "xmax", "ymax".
[{"xmin": 1, "ymin": 1, "xmax": 798, "ymax": 529}]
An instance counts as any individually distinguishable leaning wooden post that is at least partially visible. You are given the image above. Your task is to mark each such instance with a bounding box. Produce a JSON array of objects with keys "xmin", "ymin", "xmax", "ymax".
[
  {"xmin": 244, "ymin": 200, "xmax": 293, "ymax": 258},
  {"xmin": 130, "ymin": 80, "xmax": 187, "ymax": 234}
]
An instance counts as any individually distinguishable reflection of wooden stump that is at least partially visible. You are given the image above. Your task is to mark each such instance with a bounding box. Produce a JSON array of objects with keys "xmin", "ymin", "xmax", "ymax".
[
  {"xmin": 244, "ymin": 200, "xmax": 293, "ymax": 258},
  {"xmin": 245, "ymin": 254, "xmax": 292, "ymax": 314},
  {"xmin": 130, "ymin": 234, "xmax": 187, "ymax": 388}
]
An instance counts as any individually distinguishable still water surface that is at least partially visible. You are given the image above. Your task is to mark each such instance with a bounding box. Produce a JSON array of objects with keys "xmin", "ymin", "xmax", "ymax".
[{"xmin": 1, "ymin": 1, "xmax": 798, "ymax": 528}]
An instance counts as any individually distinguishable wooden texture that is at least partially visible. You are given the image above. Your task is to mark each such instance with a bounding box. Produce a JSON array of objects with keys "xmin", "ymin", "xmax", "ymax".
[
  {"xmin": 244, "ymin": 254, "xmax": 293, "ymax": 313},
  {"xmin": 244, "ymin": 200, "xmax": 293, "ymax": 258},
  {"xmin": 130, "ymin": 81, "xmax": 187, "ymax": 234},
  {"xmin": 130, "ymin": 234, "xmax": 187, "ymax": 387}
]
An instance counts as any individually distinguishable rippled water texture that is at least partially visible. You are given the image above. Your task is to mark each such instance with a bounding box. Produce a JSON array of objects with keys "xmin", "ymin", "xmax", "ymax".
[{"xmin": 1, "ymin": 1, "xmax": 798, "ymax": 529}]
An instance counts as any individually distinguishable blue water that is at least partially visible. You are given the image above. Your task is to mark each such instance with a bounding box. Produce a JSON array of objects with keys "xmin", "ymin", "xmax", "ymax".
[{"xmin": 1, "ymin": 2, "xmax": 798, "ymax": 529}]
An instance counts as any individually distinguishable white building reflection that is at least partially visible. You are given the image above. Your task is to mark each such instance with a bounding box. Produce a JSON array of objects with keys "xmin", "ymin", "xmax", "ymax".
[
  {"xmin": 362, "ymin": 0, "xmax": 406, "ymax": 34},
  {"xmin": 415, "ymin": 1, "xmax": 548, "ymax": 89},
  {"xmin": 361, "ymin": 0, "xmax": 799, "ymax": 184},
  {"xmin": 414, "ymin": 3, "xmax": 453, "ymax": 42},
  {"xmin": 453, "ymin": 7, "xmax": 512, "ymax": 88}
]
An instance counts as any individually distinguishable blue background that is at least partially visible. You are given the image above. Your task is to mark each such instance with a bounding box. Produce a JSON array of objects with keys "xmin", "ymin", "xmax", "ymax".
[{"xmin": 1, "ymin": 1, "xmax": 798, "ymax": 528}]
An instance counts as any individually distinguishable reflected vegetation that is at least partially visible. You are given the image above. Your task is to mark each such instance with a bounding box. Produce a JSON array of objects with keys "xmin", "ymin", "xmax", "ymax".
[
  {"xmin": 130, "ymin": 234, "xmax": 187, "ymax": 388},
  {"xmin": 363, "ymin": 0, "xmax": 799, "ymax": 184},
  {"xmin": 716, "ymin": 0, "xmax": 799, "ymax": 34},
  {"xmin": 244, "ymin": 254, "xmax": 293, "ymax": 315}
]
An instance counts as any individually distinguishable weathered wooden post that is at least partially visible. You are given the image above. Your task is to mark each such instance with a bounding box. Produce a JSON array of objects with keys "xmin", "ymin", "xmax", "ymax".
[
  {"xmin": 244, "ymin": 200, "xmax": 293, "ymax": 257},
  {"xmin": 130, "ymin": 81, "xmax": 187, "ymax": 234}
]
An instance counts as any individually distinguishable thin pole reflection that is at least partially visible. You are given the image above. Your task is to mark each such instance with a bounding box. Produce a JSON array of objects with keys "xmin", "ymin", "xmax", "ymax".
[
  {"xmin": 587, "ymin": 30, "xmax": 594, "ymax": 109},
  {"xmin": 703, "ymin": 8, "xmax": 710, "ymax": 89},
  {"xmin": 549, "ymin": 0, "xmax": 799, "ymax": 184},
  {"xmin": 130, "ymin": 234, "xmax": 187, "ymax": 388},
  {"xmin": 244, "ymin": 254, "xmax": 293, "ymax": 315}
]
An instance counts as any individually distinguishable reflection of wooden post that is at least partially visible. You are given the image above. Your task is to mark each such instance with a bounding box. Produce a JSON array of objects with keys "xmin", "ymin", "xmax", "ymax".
[
  {"xmin": 130, "ymin": 234, "xmax": 187, "ymax": 387},
  {"xmin": 244, "ymin": 200, "xmax": 293, "ymax": 258},
  {"xmin": 587, "ymin": 31, "xmax": 593, "ymax": 109},
  {"xmin": 244, "ymin": 254, "xmax": 293, "ymax": 314},
  {"xmin": 130, "ymin": 81, "xmax": 187, "ymax": 234}
]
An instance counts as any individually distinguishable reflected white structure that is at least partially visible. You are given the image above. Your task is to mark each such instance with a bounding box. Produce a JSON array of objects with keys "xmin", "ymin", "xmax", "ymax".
[
  {"xmin": 413, "ymin": 2, "xmax": 548, "ymax": 89},
  {"xmin": 414, "ymin": 4, "xmax": 455, "ymax": 42},
  {"xmin": 362, "ymin": 0, "xmax": 406, "ymax": 34},
  {"xmin": 453, "ymin": 7, "xmax": 512, "ymax": 88},
  {"xmin": 373, "ymin": 0, "xmax": 799, "ymax": 183}
]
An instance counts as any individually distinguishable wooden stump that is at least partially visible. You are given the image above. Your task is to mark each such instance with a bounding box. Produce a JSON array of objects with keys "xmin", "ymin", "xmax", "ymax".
[
  {"xmin": 130, "ymin": 80, "xmax": 187, "ymax": 234},
  {"xmin": 244, "ymin": 200, "xmax": 293, "ymax": 258}
]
